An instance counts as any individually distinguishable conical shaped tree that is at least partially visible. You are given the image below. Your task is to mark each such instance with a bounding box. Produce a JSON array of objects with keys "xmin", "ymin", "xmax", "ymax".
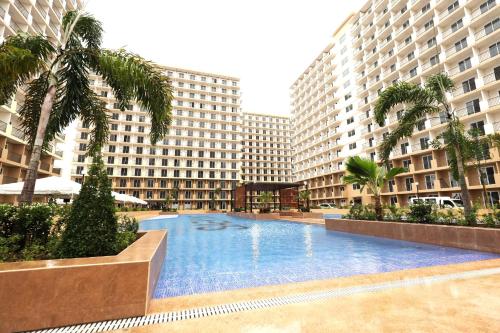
[
  {"xmin": 374, "ymin": 73, "xmax": 473, "ymax": 220},
  {"xmin": 0, "ymin": 10, "xmax": 173, "ymax": 203},
  {"xmin": 59, "ymin": 155, "xmax": 117, "ymax": 258}
]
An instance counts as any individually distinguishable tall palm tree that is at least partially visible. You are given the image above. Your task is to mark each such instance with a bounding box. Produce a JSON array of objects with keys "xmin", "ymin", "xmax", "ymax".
[
  {"xmin": 374, "ymin": 73, "xmax": 473, "ymax": 219},
  {"xmin": 343, "ymin": 156, "xmax": 406, "ymax": 221},
  {"xmin": 0, "ymin": 10, "xmax": 173, "ymax": 203}
]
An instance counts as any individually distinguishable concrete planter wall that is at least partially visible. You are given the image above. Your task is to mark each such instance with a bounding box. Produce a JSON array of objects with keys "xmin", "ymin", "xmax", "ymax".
[
  {"xmin": 279, "ymin": 212, "xmax": 324, "ymax": 219},
  {"xmin": 227, "ymin": 212, "xmax": 280, "ymax": 220},
  {"xmin": 0, "ymin": 230, "xmax": 167, "ymax": 333},
  {"xmin": 325, "ymin": 218, "xmax": 500, "ymax": 254}
]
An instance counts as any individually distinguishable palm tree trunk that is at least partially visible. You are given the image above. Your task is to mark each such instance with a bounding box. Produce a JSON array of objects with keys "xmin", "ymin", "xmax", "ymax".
[
  {"xmin": 374, "ymin": 195, "xmax": 383, "ymax": 221},
  {"xmin": 454, "ymin": 143, "xmax": 473, "ymax": 221},
  {"xmin": 19, "ymin": 85, "xmax": 56, "ymax": 204}
]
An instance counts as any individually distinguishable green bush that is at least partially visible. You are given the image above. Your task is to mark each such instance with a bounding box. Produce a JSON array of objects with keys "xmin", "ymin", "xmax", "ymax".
[
  {"xmin": 118, "ymin": 215, "xmax": 139, "ymax": 233},
  {"xmin": 114, "ymin": 231, "xmax": 137, "ymax": 253},
  {"xmin": 16, "ymin": 203, "xmax": 54, "ymax": 246},
  {"xmin": 59, "ymin": 156, "xmax": 118, "ymax": 258},
  {"xmin": 343, "ymin": 204, "xmax": 376, "ymax": 220},
  {"xmin": 0, "ymin": 204, "xmax": 17, "ymax": 238},
  {"xmin": 408, "ymin": 202, "xmax": 435, "ymax": 223}
]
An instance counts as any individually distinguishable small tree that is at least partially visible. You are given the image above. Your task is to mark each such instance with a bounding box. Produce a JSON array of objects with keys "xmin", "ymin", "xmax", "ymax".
[
  {"xmin": 257, "ymin": 191, "xmax": 273, "ymax": 213},
  {"xmin": 59, "ymin": 155, "xmax": 117, "ymax": 258},
  {"xmin": 343, "ymin": 156, "xmax": 406, "ymax": 221},
  {"xmin": 298, "ymin": 190, "xmax": 311, "ymax": 212},
  {"xmin": 163, "ymin": 190, "xmax": 172, "ymax": 211}
]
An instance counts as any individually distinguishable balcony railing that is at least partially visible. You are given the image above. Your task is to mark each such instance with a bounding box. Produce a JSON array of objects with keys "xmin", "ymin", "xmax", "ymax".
[
  {"xmin": 2, "ymin": 176, "xmax": 18, "ymax": 184},
  {"xmin": 7, "ymin": 151, "xmax": 22, "ymax": 163},
  {"xmin": 488, "ymin": 96, "xmax": 500, "ymax": 107},
  {"xmin": 446, "ymin": 40, "xmax": 467, "ymax": 57},
  {"xmin": 36, "ymin": 4, "xmax": 47, "ymax": 18},
  {"xmin": 11, "ymin": 127, "xmax": 24, "ymax": 139},
  {"xmin": 483, "ymin": 72, "xmax": 500, "ymax": 85},
  {"xmin": 10, "ymin": 20, "xmax": 21, "ymax": 32},
  {"xmin": 439, "ymin": 4, "xmax": 459, "ymax": 20},
  {"xmin": 0, "ymin": 120, "xmax": 7, "ymax": 132},
  {"xmin": 479, "ymin": 48, "xmax": 498, "ymax": 62},
  {"xmin": 14, "ymin": 0, "xmax": 29, "ymax": 19},
  {"xmin": 471, "ymin": 1, "xmax": 497, "ymax": 20},
  {"xmin": 0, "ymin": 6, "xmax": 5, "ymax": 19}
]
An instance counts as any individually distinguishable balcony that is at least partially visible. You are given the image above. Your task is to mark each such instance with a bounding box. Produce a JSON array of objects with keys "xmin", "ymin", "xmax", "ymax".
[
  {"xmin": 474, "ymin": 25, "xmax": 499, "ymax": 42},
  {"xmin": 471, "ymin": 1, "xmax": 497, "ymax": 20},
  {"xmin": 0, "ymin": 120, "xmax": 7, "ymax": 132},
  {"xmin": 14, "ymin": 0, "xmax": 29, "ymax": 19},
  {"xmin": 11, "ymin": 126, "xmax": 24, "ymax": 140},
  {"xmin": 479, "ymin": 47, "xmax": 499, "ymax": 62},
  {"xmin": 7, "ymin": 151, "xmax": 22, "ymax": 163},
  {"xmin": 0, "ymin": 6, "xmax": 5, "ymax": 20},
  {"xmin": 488, "ymin": 95, "xmax": 500, "ymax": 107},
  {"xmin": 483, "ymin": 71, "xmax": 500, "ymax": 85}
]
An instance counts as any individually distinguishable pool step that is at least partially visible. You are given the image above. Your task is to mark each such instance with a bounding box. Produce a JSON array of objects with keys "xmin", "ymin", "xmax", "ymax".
[{"xmin": 26, "ymin": 266, "xmax": 500, "ymax": 333}]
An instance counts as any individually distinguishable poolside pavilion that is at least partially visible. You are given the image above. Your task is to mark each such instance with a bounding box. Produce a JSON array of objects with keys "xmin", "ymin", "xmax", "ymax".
[{"xmin": 231, "ymin": 182, "xmax": 304, "ymax": 212}]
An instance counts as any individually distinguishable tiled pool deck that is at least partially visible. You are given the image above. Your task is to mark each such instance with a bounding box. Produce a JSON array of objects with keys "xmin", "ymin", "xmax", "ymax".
[{"xmin": 113, "ymin": 212, "xmax": 500, "ymax": 332}]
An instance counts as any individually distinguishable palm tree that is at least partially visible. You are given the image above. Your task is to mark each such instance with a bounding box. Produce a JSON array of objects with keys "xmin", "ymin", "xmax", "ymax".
[
  {"xmin": 298, "ymin": 190, "xmax": 311, "ymax": 211},
  {"xmin": 374, "ymin": 73, "xmax": 472, "ymax": 219},
  {"xmin": 257, "ymin": 191, "xmax": 273, "ymax": 213},
  {"xmin": 343, "ymin": 156, "xmax": 406, "ymax": 221},
  {"xmin": 0, "ymin": 11, "xmax": 173, "ymax": 203}
]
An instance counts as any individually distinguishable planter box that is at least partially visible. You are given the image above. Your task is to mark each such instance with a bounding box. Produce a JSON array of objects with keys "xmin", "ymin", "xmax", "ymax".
[
  {"xmin": 325, "ymin": 218, "xmax": 500, "ymax": 254},
  {"xmin": 0, "ymin": 230, "xmax": 167, "ymax": 333},
  {"xmin": 160, "ymin": 211, "xmax": 178, "ymax": 215},
  {"xmin": 279, "ymin": 212, "xmax": 324, "ymax": 219},
  {"xmin": 227, "ymin": 212, "xmax": 280, "ymax": 220}
]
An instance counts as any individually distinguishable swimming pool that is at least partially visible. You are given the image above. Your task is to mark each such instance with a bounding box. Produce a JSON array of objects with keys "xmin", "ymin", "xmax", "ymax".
[{"xmin": 140, "ymin": 214, "xmax": 499, "ymax": 298}]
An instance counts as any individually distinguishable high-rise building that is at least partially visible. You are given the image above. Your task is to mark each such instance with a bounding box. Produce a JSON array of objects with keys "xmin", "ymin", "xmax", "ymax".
[
  {"xmin": 72, "ymin": 67, "xmax": 242, "ymax": 210},
  {"xmin": 241, "ymin": 112, "xmax": 294, "ymax": 183},
  {"xmin": 291, "ymin": 0, "xmax": 500, "ymax": 207},
  {"xmin": 0, "ymin": 0, "xmax": 82, "ymax": 200}
]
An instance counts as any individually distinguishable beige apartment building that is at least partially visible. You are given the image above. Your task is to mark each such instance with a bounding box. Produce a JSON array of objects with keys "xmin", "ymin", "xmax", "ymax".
[
  {"xmin": 0, "ymin": 0, "xmax": 81, "ymax": 198},
  {"xmin": 241, "ymin": 112, "xmax": 294, "ymax": 183},
  {"xmin": 291, "ymin": 0, "xmax": 500, "ymax": 208},
  {"xmin": 72, "ymin": 67, "xmax": 242, "ymax": 210}
]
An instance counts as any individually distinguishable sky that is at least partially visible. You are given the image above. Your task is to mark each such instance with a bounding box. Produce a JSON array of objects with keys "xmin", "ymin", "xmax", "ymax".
[{"xmin": 86, "ymin": 0, "xmax": 366, "ymax": 116}]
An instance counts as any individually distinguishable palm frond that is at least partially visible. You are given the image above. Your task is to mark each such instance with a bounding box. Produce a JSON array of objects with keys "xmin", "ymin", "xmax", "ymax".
[
  {"xmin": 62, "ymin": 10, "xmax": 103, "ymax": 50},
  {"xmin": 385, "ymin": 167, "xmax": 407, "ymax": 180},
  {"xmin": 374, "ymin": 81, "xmax": 430, "ymax": 125},
  {"xmin": 424, "ymin": 73, "xmax": 454, "ymax": 104},
  {"xmin": 378, "ymin": 103, "xmax": 439, "ymax": 163},
  {"xmin": 0, "ymin": 34, "xmax": 54, "ymax": 104},
  {"xmin": 18, "ymin": 72, "xmax": 51, "ymax": 147},
  {"xmin": 345, "ymin": 156, "xmax": 377, "ymax": 180},
  {"xmin": 95, "ymin": 49, "xmax": 173, "ymax": 144},
  {"xmin": 80, "ymin": 94, "xmax": 109, "ymax": 156}
]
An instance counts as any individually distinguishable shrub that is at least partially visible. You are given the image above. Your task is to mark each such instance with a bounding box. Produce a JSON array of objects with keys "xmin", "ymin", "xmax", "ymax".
[
  {"xmin": 0, "ymin": 204, "xmax": 17, "ymax": 238},
  {"xmin": 16, "ymin": 203, "xmax": 54, "ymax": 247},
  {"xmin": 343, "ymin": 204, "xmax": 376, "ymax": 220},
  {"xmin": 59, "ymin": 156, "xmax": 118, "ymax": 258},
  {"xmin": 408, "ymin": 202, "xmax": 435, "ymax": 223},
  {"xmin": 114, "ymin": 231, "xmax": 137, "ymax": 253},
  {"xmin": 384, "ymin": 205, "xmax": 404, "ymax": 221},
  {"xmin": 118, "ymin": 215, "xmax": 139, "ymax": 233},
  {"xmin": 483, "ymin": 214, "xmax": 497, "ymax": 227}
]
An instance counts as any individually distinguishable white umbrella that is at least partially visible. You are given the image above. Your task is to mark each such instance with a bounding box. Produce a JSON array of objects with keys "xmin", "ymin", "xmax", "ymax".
[
  {"xmin": 0, "ymin": 177, "xmax": 147, "ymax": 204},
  {"xmin": 0, "ymin": 176, "xmax": 81, "ymax": 196}
]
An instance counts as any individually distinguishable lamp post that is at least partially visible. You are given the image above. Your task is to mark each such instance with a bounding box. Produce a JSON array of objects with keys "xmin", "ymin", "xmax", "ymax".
[
  {"xmin": 81, "ymin": 169, "xmax": 86, "ymax": 183},
  {"xmin": 415, "ymin": 181, "xmax": 420, "ymax": 199}
]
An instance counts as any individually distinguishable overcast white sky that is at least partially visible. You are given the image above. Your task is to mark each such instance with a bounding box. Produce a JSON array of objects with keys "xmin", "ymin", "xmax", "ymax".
[{"xmin": 86, "ymin": 0, "xmax": 365, "ymax": 116}]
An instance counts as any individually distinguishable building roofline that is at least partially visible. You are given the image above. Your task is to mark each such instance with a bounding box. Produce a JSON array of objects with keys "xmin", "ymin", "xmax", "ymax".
[
  {"xmin": 158, "ymin": 65, "xmax": 240, "ymax": 81},
  {"xmin": 242, "ymin": 111, "xmax": 290, "ymax": 119}
]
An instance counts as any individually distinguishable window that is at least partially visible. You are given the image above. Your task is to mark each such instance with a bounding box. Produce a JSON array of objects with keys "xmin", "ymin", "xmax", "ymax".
[
  {"xmin": 454, "ymin": 38, "xmax": 467, "ymax": 52},
  {"xmin": 466, "ymin": 99, "xmax": 481, "ymax": 115},
  {"xmin": 480, "ymin": 0, "xmax": 496, "ymax": 14},
  {"xmin": 448, "ymin": 0, "xmax": 459, "ymax": 13},
  {"xmin": 401, "ymin": 142, "xmax": 409, "ymax": 154},
  {"xmin": 470, "ymin": 120, "xmax": 486, "ymax": 135},
  {"xmin": 480, "ymin": 166, "xmax": 496, "ymax": 185},
  {"xmin": 420, "ymin": 137, "xmax": 430, "ymax": 150},
  {"xmin": 403, "ymin": 159, "xmax": 411, "ymax": 169},
  {"xmin": 451, "ymin": 18, "xmax": 463, "ymax": 33},
  {"xmin": 489, "ymin": 41, "xmax": 500, "ymax": 57},
  {"xmin": 423, "ymin": 155, "xmax": 433, "ymax": 169},
  {"xmin": 484, "ymin": 18, "xmax": 500, "ymax": 35},
  {"xmin": 462, "ymin": 78, "xmax": 476, "ymax": 93},
  {"xmin": 425, "ymin": 174, "xmax": 435, "ymax": 189},
  {"xmin": 405, "ymin": 177, "xmax": 414, "ymax": 191},
  {"xmin": 458, "ymin": 57, "xmax": 472, "ymax": 72}
]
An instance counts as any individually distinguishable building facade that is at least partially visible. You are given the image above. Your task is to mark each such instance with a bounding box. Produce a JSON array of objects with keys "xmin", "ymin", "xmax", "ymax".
[
  {"xmin": 241, "ymin": 112, "xmax": 294, "ymax": 183},
  {"xmin": 72, "ymin": 67, "xmax": 242, "ymax": 210},
  {"xmin": 291, "ymin": 0, "xmax": 500, "ymax": 207},
  {"xmin": 0, "ymin": 0, "xmax": 81, "ymax": 199}
]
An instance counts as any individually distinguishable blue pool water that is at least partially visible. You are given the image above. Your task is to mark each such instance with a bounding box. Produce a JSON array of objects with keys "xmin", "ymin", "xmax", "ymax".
[{"xmin": 140, "ymin": 214, "xmax": 499, "ymax": 298}]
